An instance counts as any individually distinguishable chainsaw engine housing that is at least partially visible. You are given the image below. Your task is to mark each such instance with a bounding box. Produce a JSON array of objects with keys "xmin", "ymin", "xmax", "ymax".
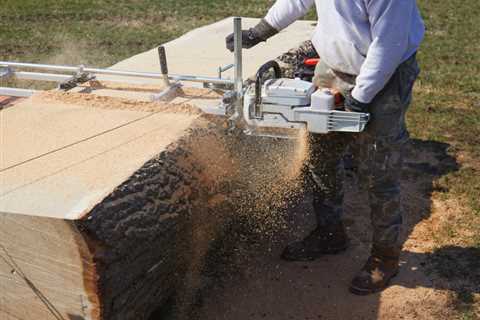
[{"xmin": 241, "ymin": 61, "xmax": 369, "ymax": 137}]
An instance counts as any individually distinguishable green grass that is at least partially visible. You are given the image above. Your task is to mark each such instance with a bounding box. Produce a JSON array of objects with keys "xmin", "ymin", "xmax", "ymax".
[
  {"xmin": 0, "ymin": 0, "xmax": 293, "ymax": 65},
  {"xmin": 410, "ymin": 1, "xmax": 480, "ymax": 252},
  {"xmin": 409, "ymin": 3, "xmax": 480, "ymax": 318},
  {"xmin": 1, "ymin": 0, "xmax": 479, "ymax": 317}
]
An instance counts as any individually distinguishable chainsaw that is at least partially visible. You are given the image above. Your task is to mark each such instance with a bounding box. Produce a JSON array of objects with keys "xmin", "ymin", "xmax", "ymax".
[
  {"xmin": 224, "ymin": 59, "xmax": 369, "ymax": 138},
  {"xmin": 0, "ymin": 17, "xmax": 369, "ymax": 138}
]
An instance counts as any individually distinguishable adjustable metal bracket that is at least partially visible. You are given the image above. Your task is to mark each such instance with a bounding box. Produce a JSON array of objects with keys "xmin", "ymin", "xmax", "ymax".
[
  {"xmin": 151, "ymin": 46, "xmax": 182, "ymax": 101},
  {"xmin": 58, "ymin": 71, "xmax": 96, "ymax": 91}
]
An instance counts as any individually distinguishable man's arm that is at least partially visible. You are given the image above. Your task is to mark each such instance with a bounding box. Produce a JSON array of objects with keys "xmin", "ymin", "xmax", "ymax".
[
  {"xmin": 226, "ymin": 0, "xmax": 314, "ymax": 52},
  {"xmin": 351, "ymin": 0, "xmax": 415, "ymax": 104},
  {"xmin": 264, "ymin": 0, "xmax": 315, "ymax": 31}
]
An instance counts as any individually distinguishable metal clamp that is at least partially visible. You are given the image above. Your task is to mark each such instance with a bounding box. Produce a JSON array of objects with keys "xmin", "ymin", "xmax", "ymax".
[
  {"xmin": 218, "ymin": 64, "xmax": 234, "ymax": 79},
  {"xmin": 58, "ymin": 72, "xmax": 95, "ymax": 91}
]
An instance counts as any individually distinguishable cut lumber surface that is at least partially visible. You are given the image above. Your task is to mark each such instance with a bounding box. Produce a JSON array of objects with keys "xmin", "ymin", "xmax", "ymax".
[
  {"xmin": 0, "ymin": 96, "xmax": 198, "ymax": 219},
  {"xmin": 0, "ymin": 214, "xmax": 98, "ymax": 320}
]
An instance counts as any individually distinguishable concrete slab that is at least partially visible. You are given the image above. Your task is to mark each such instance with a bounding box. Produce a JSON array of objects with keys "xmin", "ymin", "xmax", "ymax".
[{"xmin": 103, "ymin": 17, "xmax": 315, "ymax": 85}]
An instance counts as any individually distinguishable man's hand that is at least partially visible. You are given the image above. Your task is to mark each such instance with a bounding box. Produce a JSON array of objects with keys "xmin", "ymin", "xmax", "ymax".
[
  {"xmin": 226, "ymin": 19, "xmax": 278, "ymax": 52},
  {"xmin": 344, "ymin": 91, "xmax": 370, "ymax": 113}
]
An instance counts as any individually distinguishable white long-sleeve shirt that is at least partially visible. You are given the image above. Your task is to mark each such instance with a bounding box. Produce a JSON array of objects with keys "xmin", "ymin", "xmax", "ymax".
[{"xmin": 264, "ymin": 0, "xmax": 425, "ymax": 103}]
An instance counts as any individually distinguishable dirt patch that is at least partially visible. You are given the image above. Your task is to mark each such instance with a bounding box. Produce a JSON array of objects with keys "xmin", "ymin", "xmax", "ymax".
[{"xmin": 179, "ymin": 138, "xmax": 480, "ymax": 320}]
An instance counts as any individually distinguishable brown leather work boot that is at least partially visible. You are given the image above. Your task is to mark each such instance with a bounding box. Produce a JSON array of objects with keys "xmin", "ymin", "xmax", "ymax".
[
  {"xmin": 281, "ymin": 222, "xmax": 348, "ymax": 261},
  {"xmin": 349, "ymin": 246, "xmax": 400, "ymax": 295}
]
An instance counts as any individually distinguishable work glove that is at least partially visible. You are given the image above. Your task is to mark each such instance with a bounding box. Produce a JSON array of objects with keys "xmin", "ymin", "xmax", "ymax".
[
  {"xmin": 226, "ymin": 19, "xmax": 278, "ymax": 52},
  {"xmin": 344, "ymin": 91, "xmax": 370, "ymax": 113}
]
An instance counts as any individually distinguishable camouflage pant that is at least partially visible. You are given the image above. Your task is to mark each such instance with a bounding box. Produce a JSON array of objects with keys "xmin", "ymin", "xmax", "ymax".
[{"xmin": 278, "ymin": 41, "xmax": 420, "ymax": 249}]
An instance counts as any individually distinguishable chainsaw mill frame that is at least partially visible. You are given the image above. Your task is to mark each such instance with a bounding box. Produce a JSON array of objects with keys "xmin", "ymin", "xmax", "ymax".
[{"xmin": 0, "ymin": 18, "xmax": 245, "ymax": 103}]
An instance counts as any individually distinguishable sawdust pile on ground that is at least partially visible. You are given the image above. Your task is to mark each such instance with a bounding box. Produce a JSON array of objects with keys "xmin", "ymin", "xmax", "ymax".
[
  {"xmin": 189, "ymin": 139, "xmax": 479, "ymax": 320},
  {"xmin": 34, "ymin": 91, "xmax": 204, "ymax": 114}
]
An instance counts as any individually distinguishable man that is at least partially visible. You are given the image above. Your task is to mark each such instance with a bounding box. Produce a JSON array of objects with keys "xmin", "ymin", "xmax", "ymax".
[{"xmin": 226, "ymin": 0, "xmax": 425, "ymax": 295}]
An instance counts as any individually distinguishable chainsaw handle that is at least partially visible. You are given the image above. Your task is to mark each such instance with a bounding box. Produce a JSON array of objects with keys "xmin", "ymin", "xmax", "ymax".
[
  {"xmin": 303, "ymin": 58, "xmax": 319, "ymax": 66},
  {"xmin": 254, "ymin": 60, "xmax": 281, "ymax": 117}
]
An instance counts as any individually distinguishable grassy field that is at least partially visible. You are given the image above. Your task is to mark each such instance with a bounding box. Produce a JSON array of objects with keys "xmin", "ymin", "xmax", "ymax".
[
  {"xmin": 1, "ymin": 0, "xmax": 479, "ymax": 318},
  {"xmin": 0, "ymin": 0, "xmax": 279, "ymax": 65},
  {"xmin": 412, "ymin": 1, "xmax": 480, "ymax": 246}
]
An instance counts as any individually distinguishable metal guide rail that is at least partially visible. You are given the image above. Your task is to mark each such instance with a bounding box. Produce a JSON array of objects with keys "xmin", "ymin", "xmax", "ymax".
[{"xmin": 0, "ymin": 59, "xmax": 237, "ymax": 98}]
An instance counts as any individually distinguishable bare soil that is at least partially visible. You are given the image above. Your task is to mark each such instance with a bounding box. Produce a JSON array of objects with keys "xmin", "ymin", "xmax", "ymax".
[{"xmin": 178, "ymin": 139, "xmax": 479, "ymax": 320}]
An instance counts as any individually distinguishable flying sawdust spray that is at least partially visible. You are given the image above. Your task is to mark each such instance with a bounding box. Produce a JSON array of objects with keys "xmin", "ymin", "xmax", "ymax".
[
  {"xmin": 229, "ymin": 129, "xmax": 310, "ymax": 236},
  {"xmin": 173, "ymin": 122, "xmax": 311, "ymax": 319}
]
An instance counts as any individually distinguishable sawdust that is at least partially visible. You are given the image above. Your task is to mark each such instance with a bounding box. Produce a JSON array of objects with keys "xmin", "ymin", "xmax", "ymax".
[
  {"xmin": 33, "ymin": 90, "xmax": 203, "ymax": 115},
  {"xmin": 166, "ymin": 118, "xmax": 310, "ymax": 318},
  {"xmin": 83, "ymin": 80, "xmax": 223, "ymax": 100},
  {"xmin": 230, "ymin": 129, "xmax": 310, "ymax": 235},
  {"xmin": 83, "ymin": 80, "xmax": 168, "ymax": 93},
  {"xmin": 31, "ymin": 89, "xmax": 310, "ymax": 239}
]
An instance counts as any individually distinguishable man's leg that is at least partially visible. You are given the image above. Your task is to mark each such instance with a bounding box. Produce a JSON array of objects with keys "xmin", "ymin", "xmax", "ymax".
[
  {"xmin": 349, "ymin": 54, "xmax": 420, "ymax": 295},
  {"xmin": 281, "ymin": 54, "xmax": 356, "ymax": 261},
  {"xmin": 308, "ymin": 133, "xmax": 352, "ymax": 228},
  {"xmin": 281, "ymin": 132, "xmax": 353, "ymax": 261}
]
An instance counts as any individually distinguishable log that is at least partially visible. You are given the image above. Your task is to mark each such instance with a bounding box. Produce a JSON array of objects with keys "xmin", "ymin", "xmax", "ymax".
[
  {"xmin": 0, "ymin": 91, "xmax": 307, "ymax": 319},
  {"xmin": 0, "ymin": 92, "xmax": 231, "ymax": 320}
]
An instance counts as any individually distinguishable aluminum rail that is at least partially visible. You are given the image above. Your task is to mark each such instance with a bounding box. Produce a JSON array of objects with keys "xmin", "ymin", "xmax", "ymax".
[
  {"xmin": 0, "ymin": 61, "xmax": 235, "ymax": 85},
  {"xmin": 14, "ymin": 71, "xmax": 72, "ymax": 82},
  {"xmin": 0, "ymin": 87, "xmax": 37, "ymax": 97}
]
